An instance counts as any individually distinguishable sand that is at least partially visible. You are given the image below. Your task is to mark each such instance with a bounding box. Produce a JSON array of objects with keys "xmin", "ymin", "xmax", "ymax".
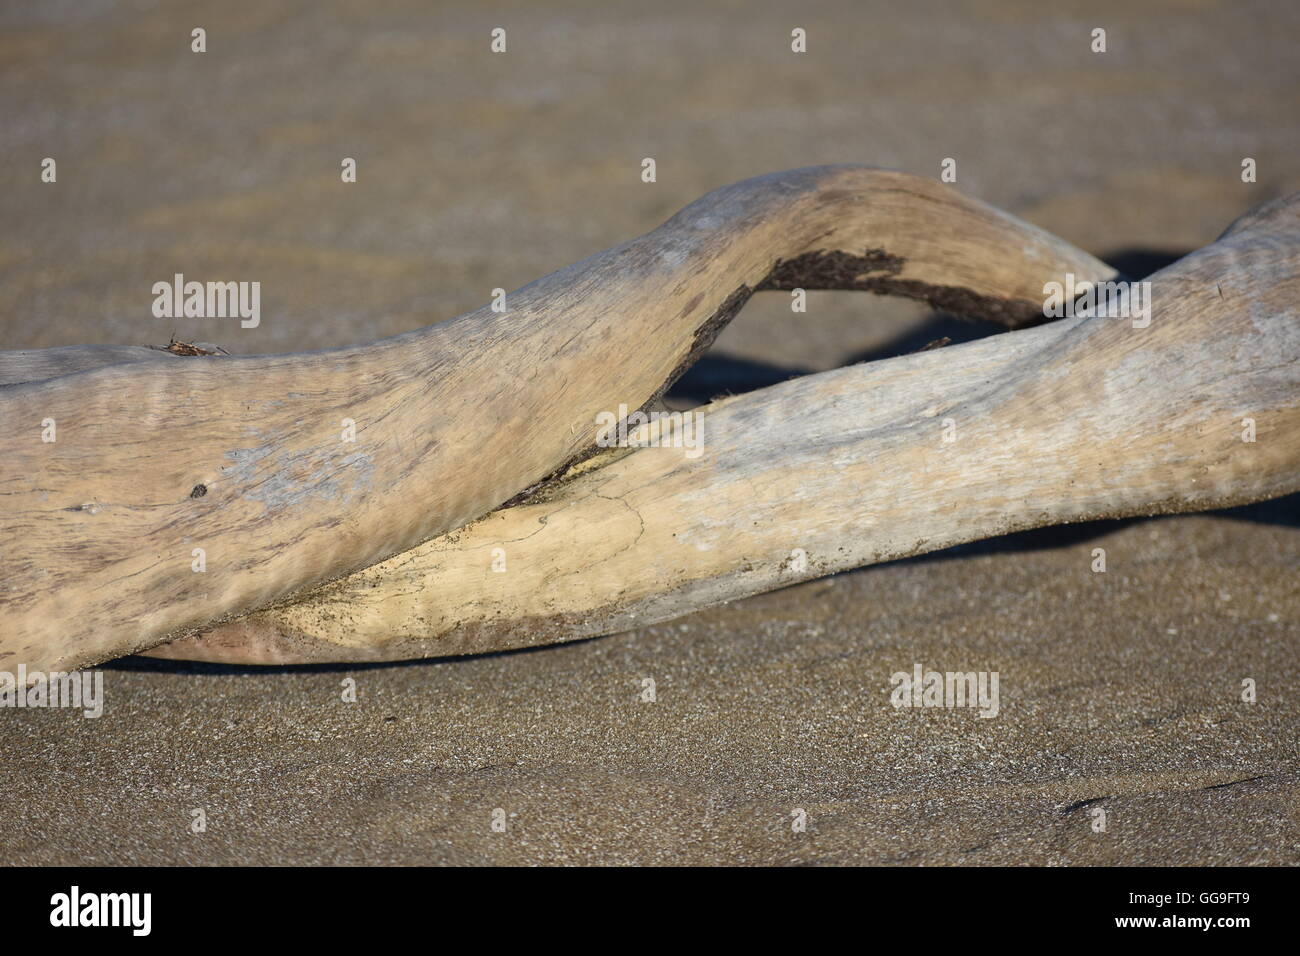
[{"xmin": 0, "ymin": 0, "xmax": 1296, "ymax": 865}]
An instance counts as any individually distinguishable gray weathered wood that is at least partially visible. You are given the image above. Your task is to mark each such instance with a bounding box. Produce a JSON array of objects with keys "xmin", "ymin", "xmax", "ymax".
[
  {"xmin": 1, "ymin": 166, "xmax": 1118, "ymax": 673},
  {"xmin": 148, "ymin": 192, "xmax": 1300, "ymax": 665}
]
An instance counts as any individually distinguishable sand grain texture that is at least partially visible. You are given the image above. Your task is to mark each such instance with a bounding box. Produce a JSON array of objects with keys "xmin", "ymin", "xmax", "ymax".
[{"xmin": 0, "ymin": 0, "xmax": 1296, "ymax": 865}]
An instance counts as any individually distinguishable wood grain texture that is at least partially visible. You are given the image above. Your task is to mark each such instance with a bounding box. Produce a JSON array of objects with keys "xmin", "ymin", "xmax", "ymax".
[
  {"xmin": 0, "ymin": 166, "xmax": 1116, "ymax": 672},
  {"xmin": 147, "ymin": 193, "xmax": 1300, "ymax": 665}
]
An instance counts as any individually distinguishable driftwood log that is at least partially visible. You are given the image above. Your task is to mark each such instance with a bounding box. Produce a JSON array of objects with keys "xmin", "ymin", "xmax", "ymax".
[
  {"xmin": 2, "ymin": 167, "xmax": 1295, "ymax": 671},
  {"xmin": 145, "ymin": 192, "xmax": 1300, "ymax": 663},
  {"xmin": 1, "ymin": 166, "xmax": 1116, "ymax": 673}
]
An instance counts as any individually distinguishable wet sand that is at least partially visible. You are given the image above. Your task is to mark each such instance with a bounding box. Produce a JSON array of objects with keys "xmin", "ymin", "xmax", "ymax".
[{"xmin": 1, "ymin": 0, "xmax": 1296, "ymax": 864}]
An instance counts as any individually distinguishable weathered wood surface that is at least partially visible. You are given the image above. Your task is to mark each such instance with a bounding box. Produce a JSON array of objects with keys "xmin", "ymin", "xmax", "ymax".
[
  {"xmin": 148, "ymin": 194, "xmax": 1300, "ymax": 664},
  {"xmin": 0, "ymin": 166, "xmax": 1116, "ymax": 673}
]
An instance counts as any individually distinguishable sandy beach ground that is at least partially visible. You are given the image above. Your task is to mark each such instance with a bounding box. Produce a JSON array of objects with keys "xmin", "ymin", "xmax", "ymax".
[{"xmin": 1, "ymin": 0, "xmax": 1296, "ymax": 864}]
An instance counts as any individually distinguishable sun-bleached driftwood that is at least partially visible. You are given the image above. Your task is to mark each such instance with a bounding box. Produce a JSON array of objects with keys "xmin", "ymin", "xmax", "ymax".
[
  {"xmin": 146, "ymin": 194, "xmax": 1300, "ymax": 665},
  {"xmin": 0, "ymin": 166, "xmax": 1118, "ymax": 674}
]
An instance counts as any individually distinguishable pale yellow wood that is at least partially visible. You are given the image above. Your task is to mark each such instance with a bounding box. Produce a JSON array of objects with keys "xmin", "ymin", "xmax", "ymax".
[
  {"xmin": 148, "ymin": 192, "xmax": 1300, "ymax": 666},
  {"xmin": 0, "ymin": 167, "xmax": 1117, "ymax": 672}
]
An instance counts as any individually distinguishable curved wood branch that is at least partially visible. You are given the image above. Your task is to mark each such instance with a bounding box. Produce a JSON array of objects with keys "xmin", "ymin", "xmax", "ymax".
[
  {"xmin": 148, "ymin": 193, "xmax": 1300, "ymax": 665},
  {"xmin": 0, "ymin": 166, "xmax": 1116, "ymax": 672}
]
